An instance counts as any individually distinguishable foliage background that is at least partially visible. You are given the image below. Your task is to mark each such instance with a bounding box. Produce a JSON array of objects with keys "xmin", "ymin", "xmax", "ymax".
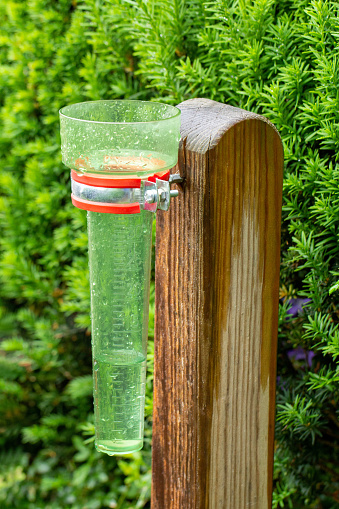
[{"xmin": 0, "ymin": 0, "xmax": 339, "ymax": 507}]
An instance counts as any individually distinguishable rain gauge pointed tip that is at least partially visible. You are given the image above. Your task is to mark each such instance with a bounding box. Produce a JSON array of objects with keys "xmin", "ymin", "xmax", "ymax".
[{"xmin": 59, "ymin": 100, "xmax": 181, "ymax": 455}]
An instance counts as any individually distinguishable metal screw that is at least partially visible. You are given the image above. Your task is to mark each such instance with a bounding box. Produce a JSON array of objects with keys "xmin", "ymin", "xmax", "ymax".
[
  {"xmin": 170, "ymin": 190, "xmax": 179, "ymax": 198},
  {"xmin": 169, "ymin": 174, "xmax": 184, "ymax": 184}
]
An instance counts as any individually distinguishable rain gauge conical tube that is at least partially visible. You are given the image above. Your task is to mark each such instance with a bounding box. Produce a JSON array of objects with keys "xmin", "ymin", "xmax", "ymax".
[{"xmin": 59, "ymin": 100, "xmax": 181, "ymax": 455}]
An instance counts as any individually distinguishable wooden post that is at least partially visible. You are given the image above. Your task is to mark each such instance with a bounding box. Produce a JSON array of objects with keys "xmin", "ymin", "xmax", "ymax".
[{"xmin": 152, "ymin": 98, "xmax": 284, "ymax": 509}]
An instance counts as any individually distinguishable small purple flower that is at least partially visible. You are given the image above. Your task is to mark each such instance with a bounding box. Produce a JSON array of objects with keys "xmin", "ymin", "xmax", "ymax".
[
  {"xmin": 287, "ymin": 346, "xmax": 315, "ymax": 368},
  {"xmin": 286, "ymin": 298, "xmax": 311, "ymax": 318}
]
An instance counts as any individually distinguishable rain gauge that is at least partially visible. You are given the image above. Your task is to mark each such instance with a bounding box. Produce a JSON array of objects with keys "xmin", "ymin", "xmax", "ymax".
[{"xmin": 59, "ymin": 100, "xmax": 181, "ymax": 455}]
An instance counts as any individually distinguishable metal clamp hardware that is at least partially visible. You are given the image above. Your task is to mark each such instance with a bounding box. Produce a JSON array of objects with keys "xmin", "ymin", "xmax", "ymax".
[
  {"xmin": 144, "ymin": 179, "xmax": 179, "ymax": 212},
  {"xmin": 169, "ymin": 174, "xmax": 184, "ymax": 184},
  {"xmin": 71, "ymin": 175, "xmax": 181, "ymax": 213}
]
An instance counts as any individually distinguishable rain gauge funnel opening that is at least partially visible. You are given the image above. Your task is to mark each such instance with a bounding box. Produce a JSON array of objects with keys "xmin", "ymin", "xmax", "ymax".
[{"xmin": 59, "ymin": 100, "xmax": 181, "ymax": 455}]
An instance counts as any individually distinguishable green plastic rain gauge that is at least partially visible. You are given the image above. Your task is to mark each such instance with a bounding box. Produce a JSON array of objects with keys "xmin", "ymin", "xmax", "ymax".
[{"xmin": 59, "ymin": 100, "xmax": 181, "ymax": 455}]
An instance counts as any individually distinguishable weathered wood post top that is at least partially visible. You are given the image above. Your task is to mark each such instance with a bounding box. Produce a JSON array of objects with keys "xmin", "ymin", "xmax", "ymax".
[{"xmin": 152, "ymin": 98, "xmax": 284, "ymax": 509}]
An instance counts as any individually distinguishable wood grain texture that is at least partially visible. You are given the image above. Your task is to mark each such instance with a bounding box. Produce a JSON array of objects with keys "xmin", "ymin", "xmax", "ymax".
[{"xmin": 152, "ymin": 98, "xmax": 284, "ymax": 509}]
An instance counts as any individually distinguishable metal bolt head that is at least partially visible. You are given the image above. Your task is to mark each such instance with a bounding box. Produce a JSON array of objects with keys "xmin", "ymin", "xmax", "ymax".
[
  {"xmin": 156, "ymin": 179, "xmax": 170, "ymax": 211},
  {"xmin": 159, "ymin": 190, "xmax": 167, "ymax": 202}
]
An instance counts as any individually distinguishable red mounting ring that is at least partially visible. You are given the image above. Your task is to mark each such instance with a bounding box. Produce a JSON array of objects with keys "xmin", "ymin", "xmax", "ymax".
[{"xmin": 71, "ymin": 169, "xmax": 170, "ymax": 189}]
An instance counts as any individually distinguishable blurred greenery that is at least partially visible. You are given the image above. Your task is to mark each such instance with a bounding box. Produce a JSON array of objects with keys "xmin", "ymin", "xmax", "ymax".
[{"xmin": 0, "ymin": 0, "xmax": 339, "ymax": 507}]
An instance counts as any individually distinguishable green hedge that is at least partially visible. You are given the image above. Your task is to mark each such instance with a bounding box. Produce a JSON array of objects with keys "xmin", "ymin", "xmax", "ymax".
[{"xmin": 0, "ymin": 0, "xmax": 338, "ymax": 507}]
